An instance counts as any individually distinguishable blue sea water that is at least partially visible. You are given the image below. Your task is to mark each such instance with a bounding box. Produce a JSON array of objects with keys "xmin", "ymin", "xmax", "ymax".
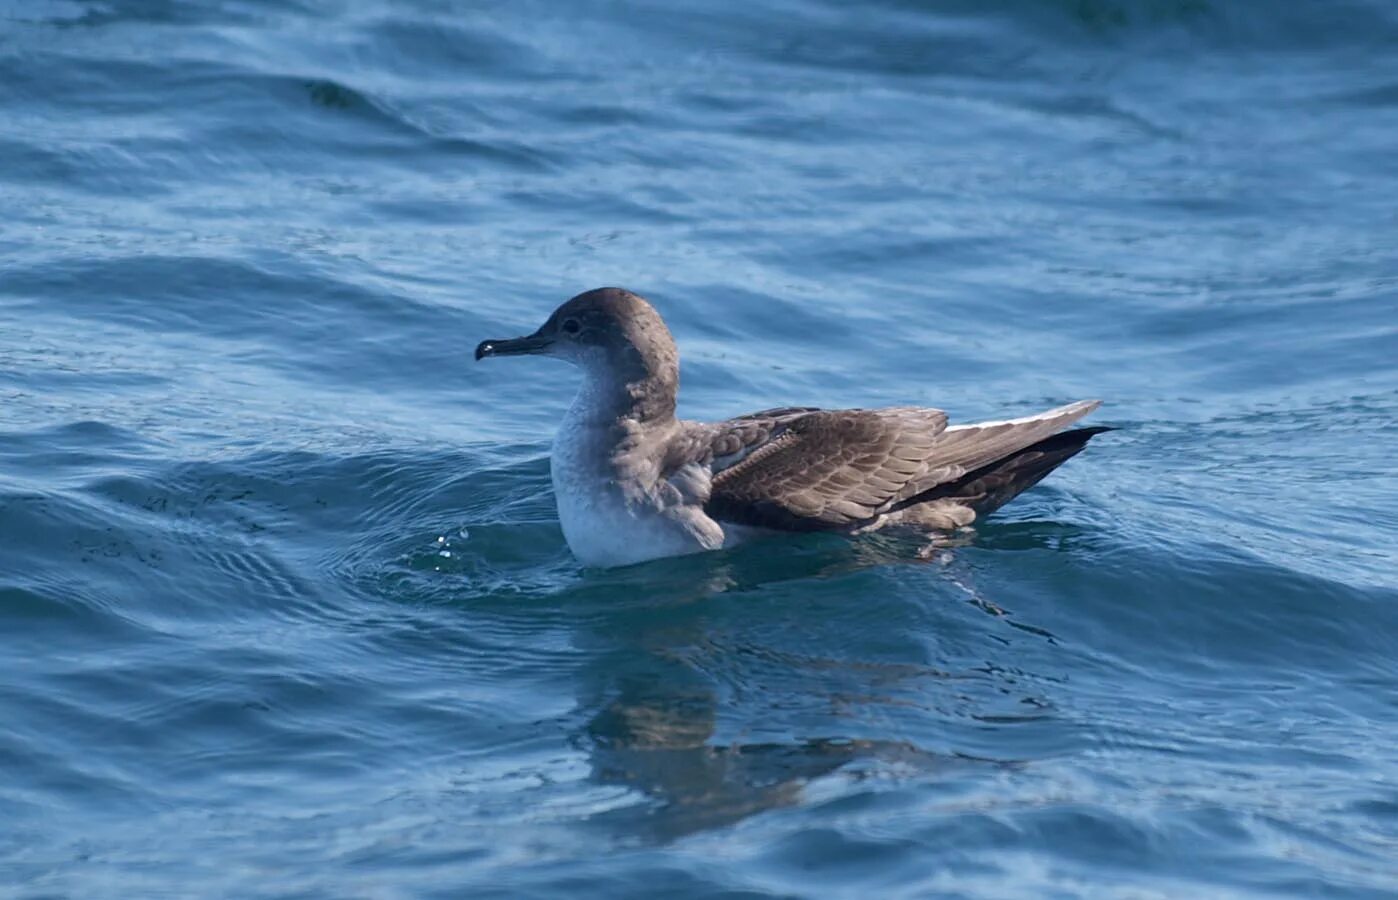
[{"xmin": 2, "ymin": 0, "xmax": 1397, "ymax": 895}]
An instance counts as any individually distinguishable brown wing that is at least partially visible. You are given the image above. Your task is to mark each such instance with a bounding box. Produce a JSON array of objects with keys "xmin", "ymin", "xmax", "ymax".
[
  {"xmin": 699, "ymin": 400, "xmax": 1102, "ymax": 531},
  {"xmin": 914, "ymin": 425, "xmax": 1114, "ymax": 517},
  {"xmin": 891, "ymin": 400, "xmax": 1103, "ymax": 501},
  {"xmin": 702, "ymin": 407, "xmax": 950, "ymax": 530}
]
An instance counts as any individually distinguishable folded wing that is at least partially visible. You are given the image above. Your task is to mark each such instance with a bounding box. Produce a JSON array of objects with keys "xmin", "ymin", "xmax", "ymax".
[{"xmin": 694, "ymin": 400, "xmax": 1100, "ymax": 530}]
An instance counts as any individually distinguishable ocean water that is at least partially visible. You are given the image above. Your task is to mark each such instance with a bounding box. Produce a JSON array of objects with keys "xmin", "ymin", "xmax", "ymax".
[{"xmin": 2, "ymin": 0, "xmax": 1397, "ymax": 896}]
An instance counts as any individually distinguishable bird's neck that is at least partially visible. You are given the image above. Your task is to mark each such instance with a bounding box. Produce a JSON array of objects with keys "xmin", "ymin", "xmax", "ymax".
[{"xmin": 564, "ymin": 360, "xmax": 678, "ymax": 432}]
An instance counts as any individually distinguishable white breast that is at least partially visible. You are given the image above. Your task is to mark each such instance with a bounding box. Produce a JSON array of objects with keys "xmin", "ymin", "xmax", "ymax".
[{"xmin": 550, "ymin": 407, "xmax": 722, "ymax": 568}]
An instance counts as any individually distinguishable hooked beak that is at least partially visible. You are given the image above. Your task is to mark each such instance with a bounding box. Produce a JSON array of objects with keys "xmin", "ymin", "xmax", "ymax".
[{"xmin": 475, "ymin": 332, "xmax": 552, "ymax": 361}]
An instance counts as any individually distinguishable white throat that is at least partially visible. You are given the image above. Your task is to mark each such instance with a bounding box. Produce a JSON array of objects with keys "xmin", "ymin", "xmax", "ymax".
[{"xmin": 547, "ymin": 365, "xmax": 706, "ymax": 567}]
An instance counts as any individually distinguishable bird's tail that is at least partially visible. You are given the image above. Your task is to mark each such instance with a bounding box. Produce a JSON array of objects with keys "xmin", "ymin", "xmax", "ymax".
[{"xmin": 902, "ymin": 426, "xmax": 1114, "ymax": 519}]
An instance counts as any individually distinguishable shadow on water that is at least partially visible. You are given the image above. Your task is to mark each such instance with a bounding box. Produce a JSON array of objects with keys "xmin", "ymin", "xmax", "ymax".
[
  {"xmin": 580, "ymin": 681, "xmax": 948, "ymax": 844},
  {"xmin": 525, "ymin": 539, "xmax": 1048, "ymax": 844}
]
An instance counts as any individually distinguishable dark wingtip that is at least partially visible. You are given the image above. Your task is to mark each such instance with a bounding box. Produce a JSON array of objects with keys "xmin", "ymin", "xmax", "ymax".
[
  {"xmin": 1030, "ymin": 425, "xmax": 1115, "ymax": 453},
  {"xmin": 474, "ymin": 341, "xmax": 494, "ymax": 361},
  {"xmin": 902, "ymin": 424, "xmax": 1115, "ymax": 518}
]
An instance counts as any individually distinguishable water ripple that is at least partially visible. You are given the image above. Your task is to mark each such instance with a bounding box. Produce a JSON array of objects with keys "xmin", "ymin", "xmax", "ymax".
[{"xmin": 3, "ymin": 0, "xmax": 1397, "ymax": 895}]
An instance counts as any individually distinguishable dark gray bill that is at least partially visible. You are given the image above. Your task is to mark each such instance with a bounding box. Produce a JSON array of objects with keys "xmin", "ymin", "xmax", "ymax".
[{"xmin": 475, "ymin": 333, "xmax": 551, "ymax": 360}]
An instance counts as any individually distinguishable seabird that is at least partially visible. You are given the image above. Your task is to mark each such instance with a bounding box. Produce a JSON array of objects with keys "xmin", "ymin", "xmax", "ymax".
[{"xmin": 476, "ymin": 288, "xmax": 1109, "ymax": 568}]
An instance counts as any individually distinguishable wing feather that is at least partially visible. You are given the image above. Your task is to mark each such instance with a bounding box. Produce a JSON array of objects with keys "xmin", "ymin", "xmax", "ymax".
[{"xmin": 677, "ymin": 400, "xmax": 1101, "ymax": 531}]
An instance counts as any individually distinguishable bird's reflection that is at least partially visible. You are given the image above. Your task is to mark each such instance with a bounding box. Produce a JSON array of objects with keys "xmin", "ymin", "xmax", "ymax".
[
  {"xmin": 580, "ymin": 670, "xmax": 943, "ymax": 842},
  {"xmin": 565, "ymin": 533, "xmax": 1045, "ymax": 843}
]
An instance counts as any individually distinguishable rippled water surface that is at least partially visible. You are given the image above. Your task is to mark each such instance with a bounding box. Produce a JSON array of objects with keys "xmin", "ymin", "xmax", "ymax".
[{"xmin": 3, "ymin": 1, "xmax": 1397, "ymax": 896}]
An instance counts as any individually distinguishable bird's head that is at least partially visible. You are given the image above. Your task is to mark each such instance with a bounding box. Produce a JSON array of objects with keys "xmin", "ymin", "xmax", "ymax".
[{"xmin": 475, "ymin": 287, "xmax": 678, "ymax": 385}]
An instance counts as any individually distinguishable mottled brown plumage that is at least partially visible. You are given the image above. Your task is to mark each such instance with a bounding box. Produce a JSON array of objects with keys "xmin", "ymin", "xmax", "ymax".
[{"xmin": 690, "ymin": 401, "xmax": 1102, "ymax": 531}]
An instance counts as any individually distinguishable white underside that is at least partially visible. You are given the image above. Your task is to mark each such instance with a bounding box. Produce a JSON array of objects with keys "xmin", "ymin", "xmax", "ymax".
[
  {"xmin": 552, "ymin": 473, "xmax": 724, "ymax": 568},
  {"xmin": 550, "ymin": 381, "xmax": 733, "ymax": 568}
]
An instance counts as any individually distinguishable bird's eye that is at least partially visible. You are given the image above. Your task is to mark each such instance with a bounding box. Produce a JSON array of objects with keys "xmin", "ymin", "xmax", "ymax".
[{"xmin": 562, "ymin": 318, "xmax": 581, "ymax": 334}]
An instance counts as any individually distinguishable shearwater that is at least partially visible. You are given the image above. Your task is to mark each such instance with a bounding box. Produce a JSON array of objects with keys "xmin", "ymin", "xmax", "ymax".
[{"xmin": 475, "ymin": 287, "xmax": 1109, "ymax": 568}]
